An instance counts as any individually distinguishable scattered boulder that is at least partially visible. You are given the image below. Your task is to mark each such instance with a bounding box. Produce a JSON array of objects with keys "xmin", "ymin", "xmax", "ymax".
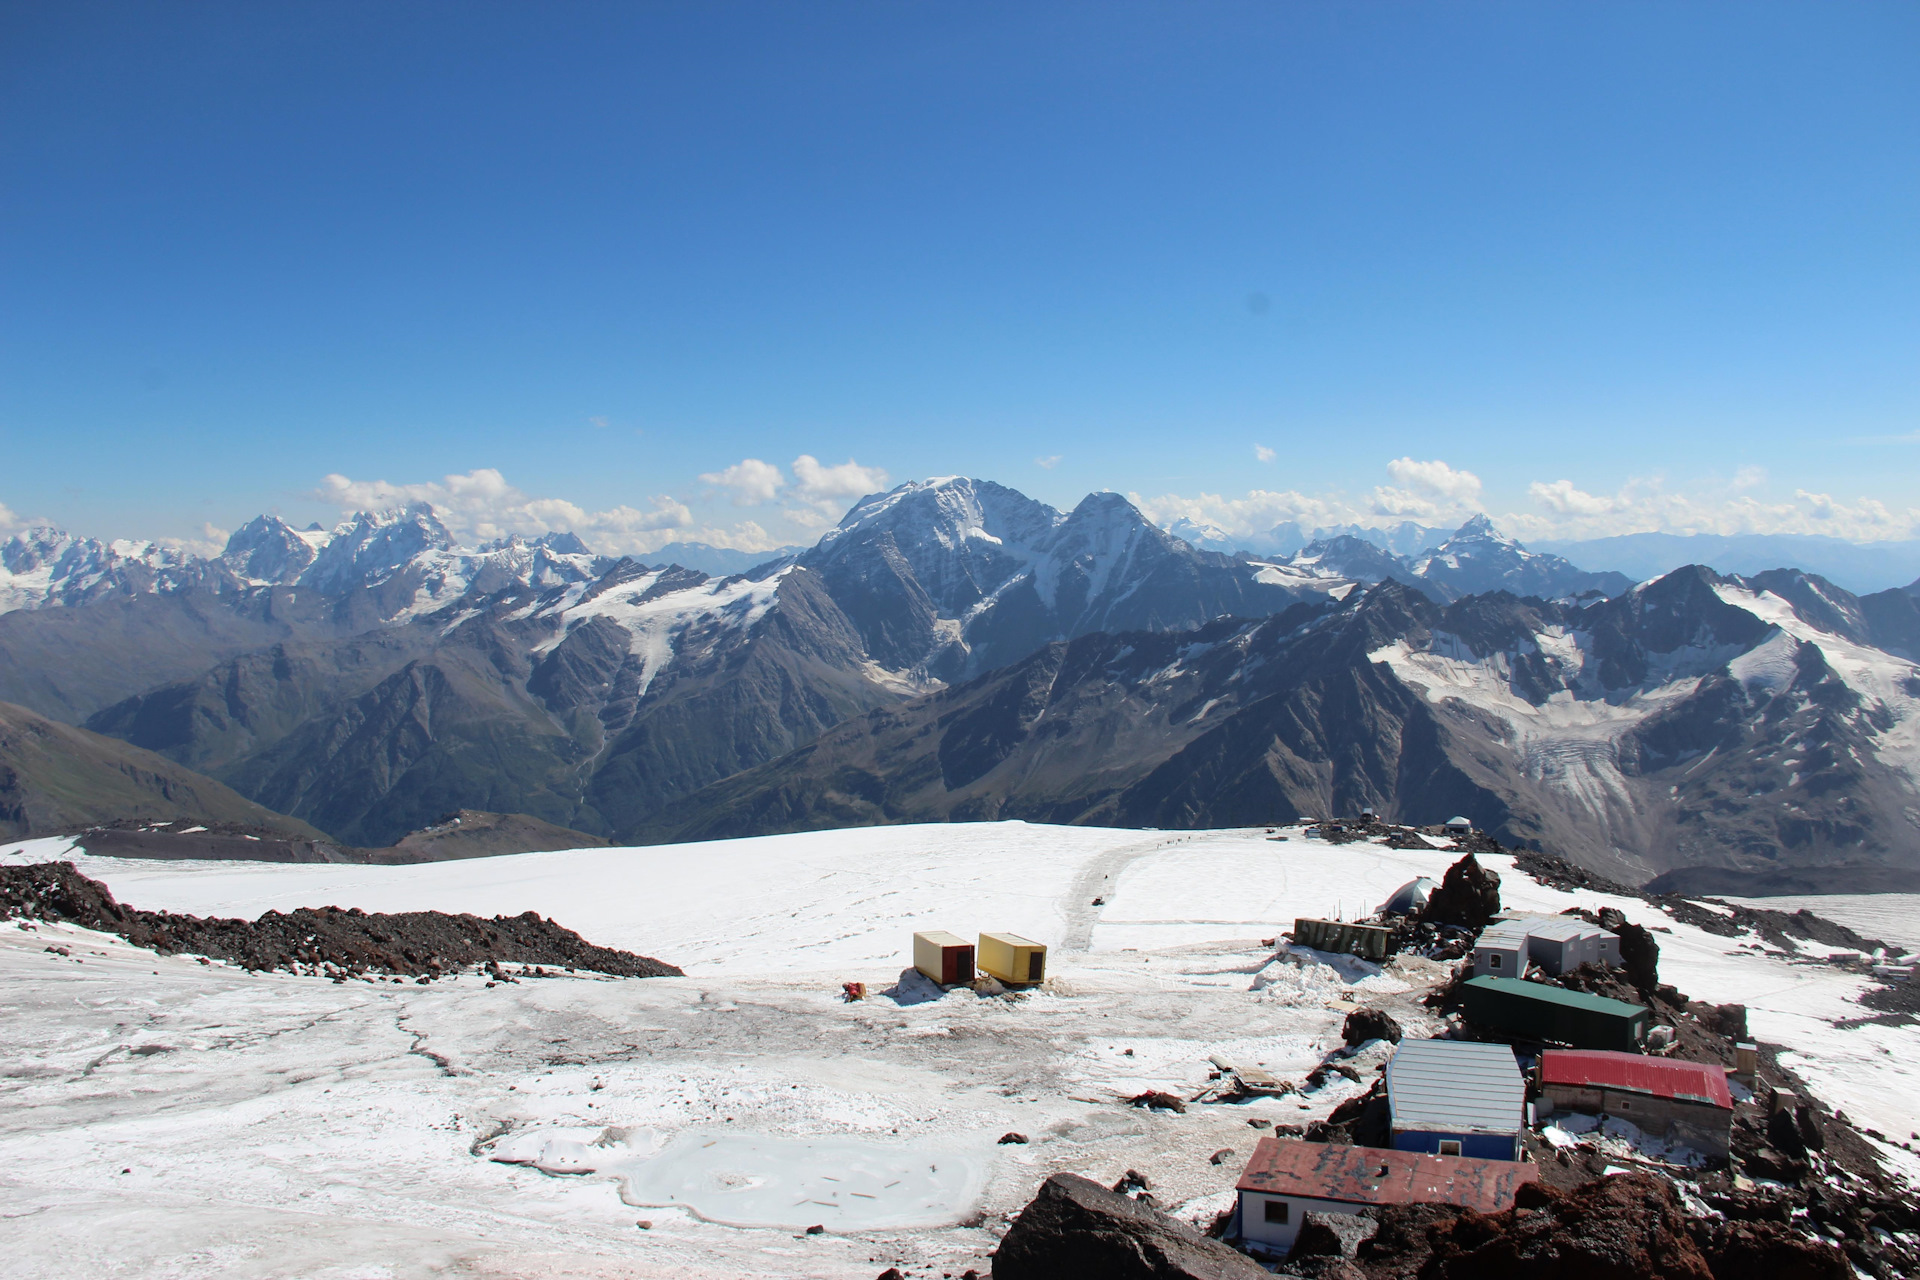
[
  {"xmin": 990, "ymin": 1172, "xmax": 1269, "ymax": 1280},
  {"xmin": 1341, "ymin": 1007, "xmax": 1403, "ymax": 1047},
  {"xmin": 1112, "ymin": 1169, "xmax": 1152, "ymax": 1194},
  {"xmin": 1208, "ymin": 1148, "xmax": 1235, "ymax": 1166},
  {"xmin": 999, "ymin": 1132, "xmax": 1029, "ymax": 1145},
  {"xmin": 1289, "ymin": 1210, "xmax": 1377, "ymax": 1259},
  {"xmin": 1130, "ymin": 1091, "xmax": 1187, "ymax": 1113},
  {"xmin": 1420, "ymin": 854, "xmax": 1502, "ymax": 930}
]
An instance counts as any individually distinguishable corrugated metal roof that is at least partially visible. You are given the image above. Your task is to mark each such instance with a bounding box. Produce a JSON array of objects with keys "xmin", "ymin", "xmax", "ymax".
[
  {"xmin": 1464, "ymin": 976, "xmax": 1648, "ymax": 1018},
  {"xmin": 1478, "ymin": 921, "xmax": 1533, "ymax": 947},
  {"xmin": 1540, "ymin": 1050, "xmax": 1733, "ymax": 1109},
  {"xmin": 1236, "ymin": 1137, "xmax": 1537, "ymax": 1212},
  {"xmin": 1527, "ymin": 917, "xmax": 1602, "ymax": 944},
  {"xmin": 1386, "ymin": 1039, "xmax": 1525, "ymax": 1135}
]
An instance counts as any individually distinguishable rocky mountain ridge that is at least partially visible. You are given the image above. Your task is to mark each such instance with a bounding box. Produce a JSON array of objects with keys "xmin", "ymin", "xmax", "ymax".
[
  {"xmin": 643, "ymin": 563, "xmax": 1920, "ymax": 889},
  {"xmin": 6, "ymin": 478, "xmax": 1917, "ymax": 884},
  {"xmin": 5, "ymin": 480, "xmax": 1362, "ymax": 844}
]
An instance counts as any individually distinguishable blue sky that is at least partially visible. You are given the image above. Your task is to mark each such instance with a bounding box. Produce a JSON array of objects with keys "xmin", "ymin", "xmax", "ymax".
[{"xmin": 2, "ymin": 1, "xmax": 1916, "ymax": 554}]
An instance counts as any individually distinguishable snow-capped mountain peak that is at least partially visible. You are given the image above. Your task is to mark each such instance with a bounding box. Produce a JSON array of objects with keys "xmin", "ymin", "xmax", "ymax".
[
  {"xmin": 221, "ymin": 515, "xmax": 326, "ymax": 585},
  {"xmin": 0, "ymin": 526, "xmax": 198, "ymax": 611}
]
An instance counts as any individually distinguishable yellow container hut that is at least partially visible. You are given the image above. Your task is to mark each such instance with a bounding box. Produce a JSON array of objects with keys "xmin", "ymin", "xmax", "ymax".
[
  {"xmin": 978, "ymin": 932, "xmax": 1047, "ymax": 985},
  {"xmin": 913, "ymin": 931, "xmax": 976, "ymax": 986}
]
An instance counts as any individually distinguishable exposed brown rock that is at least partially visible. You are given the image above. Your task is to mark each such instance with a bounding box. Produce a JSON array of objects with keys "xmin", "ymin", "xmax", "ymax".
[
  {"xmin": 991, "ymin": 1172, "xmax": 1268, "ymax": 1279},
  {"xmin": 1342, "ymin": 1007, "xmax": 1403, "ymax": 1046},
  {"xmin": 0, "ymin": 860, "xmax": 680, "ymax": 979}
]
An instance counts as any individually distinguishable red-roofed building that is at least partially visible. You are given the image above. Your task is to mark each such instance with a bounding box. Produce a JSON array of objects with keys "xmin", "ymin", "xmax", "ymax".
[
  {"xmin": 1233, "ymin": 1136, "xmax": 1539, "ymax": 1255},
  {"xmin": 1538, "ymin": 1049, "xmax": 1734, "ymax": 1159}
]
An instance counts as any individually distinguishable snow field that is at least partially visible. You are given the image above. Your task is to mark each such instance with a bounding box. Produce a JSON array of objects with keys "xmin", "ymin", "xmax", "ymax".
[{"xmin": 5, "ymin": 820, "xmax": 1920, "ymax": 1276}]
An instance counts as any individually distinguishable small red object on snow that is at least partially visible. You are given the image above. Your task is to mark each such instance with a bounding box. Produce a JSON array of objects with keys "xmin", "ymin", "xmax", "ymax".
[{"xmin": 841, "ymin": 981, "xmax": 866, "ymax": 1001}]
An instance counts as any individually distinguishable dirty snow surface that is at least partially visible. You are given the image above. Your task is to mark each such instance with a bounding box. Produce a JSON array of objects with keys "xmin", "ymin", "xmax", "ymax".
[{"xmin": 4, "ymin": 822, "xmax": 1917, "ymax": 1278}]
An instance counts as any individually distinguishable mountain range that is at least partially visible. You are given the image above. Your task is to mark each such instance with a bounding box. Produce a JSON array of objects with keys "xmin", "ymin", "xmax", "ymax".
[{"xmin": 3, "ymin": 477, "xmax": 1918, "ymax": 891}]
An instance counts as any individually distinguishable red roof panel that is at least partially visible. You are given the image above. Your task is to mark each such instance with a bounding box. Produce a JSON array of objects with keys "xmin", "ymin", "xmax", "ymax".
[
  {"xmin": 1539, "ymin": 1050, "xmax": 1732, "ymax": 1109},
  {"xmin": 1235, "ymin": 1137, "xmax": 1538, "ymax": 1213}
]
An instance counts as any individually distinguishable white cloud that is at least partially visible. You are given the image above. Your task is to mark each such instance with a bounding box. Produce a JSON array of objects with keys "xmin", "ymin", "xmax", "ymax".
[
  {"xmin": 154, "ymin": 522, "xmax": 232, "ymax": 559},
  {"xmin": 1035, "ymin": 454, "xmax": 1063, "ymax": 470},
  {"xmin": 1528, "ymin": 479, "xmax": 1617, "ymax": 517},
  {"xmin": 791, "ymin": 455, "xmax": 888, "ymax": 504},
  {"xmin": 315, "ymin": 469, "xmax": 693, "ymax": 556},
  {"xmin": 659, "ymin": 520, "xmax": 792, "ymax": 553},
  {"xmin": 1137, "ymin": 457, "xmax": 1920, "ymax": 549},
  {"xmin": 780, "ymin": 505, "xmax": 840, "ymax": 531},
  {"xmin": 1254, "ymin": 445, "xmax": 1276, "ymax": 463},
  {"xmin": 698, "ymin": 458, "xmax": 786, "ymax": 506},
  {"xmin": 0, "ymin": 500, "xmax": 17, "ymax": 532},
  {"xmin": 1130, "ymin": 487, "xmax": 1373, "ymax": 544},
  {"xmin": 1503, "ymin": 477, "xmax": 1920, "ymax": 543}
]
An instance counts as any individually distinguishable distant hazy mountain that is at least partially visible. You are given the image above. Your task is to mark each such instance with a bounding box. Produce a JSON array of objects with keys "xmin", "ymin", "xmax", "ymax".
[
  {"xmin": 1163, "ymin": 518, "xmax": 1447, "ymax": 559},
  {"xmin": 1248, "ymin": 515, "xmax": 1632, "ymax": 604},
  {"xmin": 647, "ymin": 541, "xmax": 802, "ymax": 577},
  {"xmin": 1535, "ymin": 532, "xmax": 1920, "ymax": 596}
]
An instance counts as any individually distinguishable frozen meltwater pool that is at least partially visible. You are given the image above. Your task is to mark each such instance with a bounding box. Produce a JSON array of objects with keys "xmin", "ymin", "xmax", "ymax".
[{"xmin": 611, "ymin": 1132, "xmax": 990, "ymax": 1231}]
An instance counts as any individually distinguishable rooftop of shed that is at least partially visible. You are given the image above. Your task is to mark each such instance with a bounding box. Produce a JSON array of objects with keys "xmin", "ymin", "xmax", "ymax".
[
  {"xmin": 1235, "ymin": 1137, "xmax": 1537, "ymax": 1212},
  {"xmin": 1540, "ymin": 1049, "xmax": 1732, "ymax": 1110},
  {"xmin": 1464, "ymin": 976, "xmax": 1649, "ymax": 1018},
  {"xmin": 1385, "ymin": 1039, "xmax": 1525, "ymax": 1135},
  {"xmin": 1526, "ymin": 917, "xmax": 1604, "ymax": 943}
]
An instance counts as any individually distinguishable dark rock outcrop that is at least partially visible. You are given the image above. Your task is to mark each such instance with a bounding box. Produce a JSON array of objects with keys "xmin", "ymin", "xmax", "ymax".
[
  {"xmin": 991, "ymin": 1172, "xmax": 1269, "ymax": 1280},
  {"xmin": 1421, "ymin": 854, "xmax": 1502, "ymax": 930},
  {"xmin": 1698, "ymin": 1220, "xmax": 1851, "ymax": 1280},
  {"xmin": 1349, "ymin": 1172, "xmax": 1855, "ymax": 1280},
  {"xmin": 1390, "ymin": 1174, "xmax": 1714, "ymax": 1279},
  {"xmin": 1600, "ymin": 907, "xmax": 1662, "ymax": 995}
]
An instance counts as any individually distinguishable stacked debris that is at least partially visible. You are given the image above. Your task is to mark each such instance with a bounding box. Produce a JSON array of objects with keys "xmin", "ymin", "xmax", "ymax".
[{"xmin": 1, "ymin": 861, "xmax": 681, "ymax": 981}]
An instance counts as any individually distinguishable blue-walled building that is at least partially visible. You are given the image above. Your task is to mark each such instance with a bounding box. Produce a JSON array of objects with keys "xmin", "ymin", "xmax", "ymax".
[{"xmin": 1384, "ymin": 1039, "xmax": 1527, "ymax": 1161}]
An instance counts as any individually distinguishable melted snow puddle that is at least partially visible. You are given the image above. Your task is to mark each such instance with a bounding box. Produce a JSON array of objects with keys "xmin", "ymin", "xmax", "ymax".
[{"xmin": 609, "ymin": 1131, "xmax": 990, "ymax": 1231}]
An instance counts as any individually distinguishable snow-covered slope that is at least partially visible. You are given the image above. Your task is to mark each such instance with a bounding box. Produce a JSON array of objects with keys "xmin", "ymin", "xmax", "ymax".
[{"xmin": 2, "ymin": 820, "xmax": 1913, "ymax": 1280}]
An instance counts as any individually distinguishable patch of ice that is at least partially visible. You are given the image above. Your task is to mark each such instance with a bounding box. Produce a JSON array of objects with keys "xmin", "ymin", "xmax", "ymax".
[{"xmin": 609, "ymin": 1131, "xmax": 989, "ymax": 1231}]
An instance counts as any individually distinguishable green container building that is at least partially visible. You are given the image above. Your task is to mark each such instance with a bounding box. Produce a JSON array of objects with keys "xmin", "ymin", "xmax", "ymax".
[{"xmin": 1460, "ymin": 977, "xmax": 1651, "ymax": 1052}]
